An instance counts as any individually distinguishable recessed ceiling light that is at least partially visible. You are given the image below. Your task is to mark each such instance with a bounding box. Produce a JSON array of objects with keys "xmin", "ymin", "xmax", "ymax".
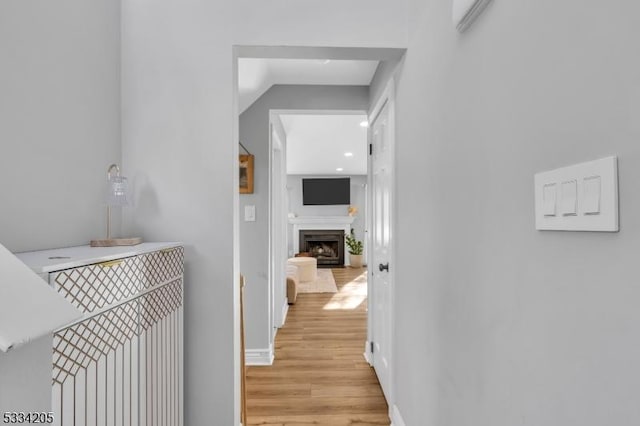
[
  {"xmin": 344, "ymin": 152, "xmax": 354, "ymax": 157},
  {"xmin": 359, "ymin": 121, "xmax": 369, "ymax": 128},
  {"xmin": 336, "ymin": 168, "xmax": 344, "ymax": 172}
]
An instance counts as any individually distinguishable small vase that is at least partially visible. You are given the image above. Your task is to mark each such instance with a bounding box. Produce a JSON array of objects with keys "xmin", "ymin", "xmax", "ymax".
[{"xmin": 349, "ymin": 254, "xmax": 363, "ymax": 268}]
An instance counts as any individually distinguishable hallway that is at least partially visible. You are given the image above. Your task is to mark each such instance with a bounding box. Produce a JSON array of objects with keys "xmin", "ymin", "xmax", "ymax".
[{"xmin": 246, "ymin": 267, "xmax": 390, "ymax": 425}]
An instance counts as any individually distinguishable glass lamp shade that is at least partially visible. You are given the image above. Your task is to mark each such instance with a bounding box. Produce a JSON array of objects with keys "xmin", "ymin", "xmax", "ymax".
[
  {"xmin": 106, "ymin": 175, "xmax": 129, "ymax": 207},
  {"xmin": 91, "ymin": 164, "xmax": 142, "ymax": 246}
]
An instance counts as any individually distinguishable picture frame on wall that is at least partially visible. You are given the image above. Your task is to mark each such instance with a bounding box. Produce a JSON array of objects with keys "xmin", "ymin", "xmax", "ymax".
[{"xmin": 239, "ymin": 154, "xmax": 254, "ymax": 194}]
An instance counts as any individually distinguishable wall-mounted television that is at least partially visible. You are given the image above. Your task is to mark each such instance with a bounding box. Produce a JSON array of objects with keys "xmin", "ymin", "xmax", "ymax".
[{"xmin": 302, "ymin": 178, "xmax": 350, "ymax": 205}]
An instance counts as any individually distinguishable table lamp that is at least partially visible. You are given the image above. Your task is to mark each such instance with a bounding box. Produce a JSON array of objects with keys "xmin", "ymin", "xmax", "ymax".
[{"xmin": 90, "ymin": 164, "xmax": 142, "ymax": 247}]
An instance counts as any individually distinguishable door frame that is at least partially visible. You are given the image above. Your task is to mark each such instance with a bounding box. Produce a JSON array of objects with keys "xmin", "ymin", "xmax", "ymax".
[
  {"xmin": 365, "ymin": 77, "xmax": 397, "ymax": 414},
  {"xmin": 234, "ymin": 46, "xmax": 406, "ymax": 426},
  {"xmin": 268, "ymin": 111, "xmax": 289, "ymax": 335},
  {"xmin": 268, "ymin": 108, "xmax": 369, "ymax": 336}
]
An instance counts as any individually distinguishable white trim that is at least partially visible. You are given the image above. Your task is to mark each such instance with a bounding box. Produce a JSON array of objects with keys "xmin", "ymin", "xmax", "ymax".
[
  {"xmin": 281, "ymin": 298, "xmax": 289, "ymax": 327},
  {"xmin": 454, "ymin": 0, "xmax": 493, "ymax": 33},
  {"xmin": 270, "ymin": 108, "xmax": 367, "ymax": 117},
  {"xmin": 268, "ymin": 112, "xmax": 289, "ymax": 350},
  {"xmin": 390, "ymin": 404, "xmax": 406, "ymax": 426},
  {"xmin": 235, "ymin": 46, "xmax": 405, "ymax": 62},
  {"xmin": 232, "ymin": 48, "xmax": 242, "ymax": 426},
  {"xmin": 288, "ymin": 215, "xmax": 355, "ymax": 225},
  {"xmin": 233, "ymin": 48, "xmax": 406, "ymax": 426},
  {"xmin": 245, "ymin": 346, "xmax": 275, "ymax": 366},
  {"xmin": 368, "ymin": 78, "xmax": 393, "ymax": 124},
  {"xmin": 367, "ymin": 76, "xmax": 397, "ymax": 410},
  {"xmin": 268, "ymin": 120, "xmax": 276, "ymax": 345},
  {"xmin": 363, "ymin": 340, "xmax": 372, "ymax": 365}
]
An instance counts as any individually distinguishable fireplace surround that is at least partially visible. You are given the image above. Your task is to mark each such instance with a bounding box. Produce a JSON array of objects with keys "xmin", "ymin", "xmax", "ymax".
[
  {"xmin": 289, "ymin": 216, "xmax": 355, "ymax": 266},
  {"xmin": 299, "ymin": 229, "xmax": 345, "ymax": 267}
]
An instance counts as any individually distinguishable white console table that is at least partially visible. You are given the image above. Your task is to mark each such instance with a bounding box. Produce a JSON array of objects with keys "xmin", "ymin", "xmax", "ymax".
[
  {"xmin": 289, "ymin": 216, "xmax": 355, "ymax": 266},
  {"xmin": 16, "ymin": 242, "xmax": 184, "ymax": 426}
]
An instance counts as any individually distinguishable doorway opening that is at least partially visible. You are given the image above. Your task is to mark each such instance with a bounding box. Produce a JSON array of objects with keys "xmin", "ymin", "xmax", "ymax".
[{"xmin": 234, "ymin": 46, "xmax": 404, "ymax": 424}]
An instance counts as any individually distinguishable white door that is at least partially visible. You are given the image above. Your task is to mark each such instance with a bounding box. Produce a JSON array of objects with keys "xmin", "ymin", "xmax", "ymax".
[
  {"xmin": 369, "ymin": 95, "xmax": 394, "ymax": 402},
  {"xmin": 270, "ymin": 124, "xmax": 287, "ymax": 338}
]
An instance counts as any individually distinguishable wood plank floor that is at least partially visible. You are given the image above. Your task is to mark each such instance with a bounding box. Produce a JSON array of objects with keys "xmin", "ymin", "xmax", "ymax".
[{"xmin": 246, "ymin": 267, "xmax": 390, "ymax": 426}]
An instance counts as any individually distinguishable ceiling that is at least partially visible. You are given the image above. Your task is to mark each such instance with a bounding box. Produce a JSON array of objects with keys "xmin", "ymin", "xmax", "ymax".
[
  {"xmin": 281, "ymin": 114, "xmax": 368, "ymax": 175},
  {"xmin": 239, "ymin": 57, "xmax": 377, "ymax": 175},
  {"xmin": 238, "ymin": 58, "xmax": 379, "ymax": 113}
]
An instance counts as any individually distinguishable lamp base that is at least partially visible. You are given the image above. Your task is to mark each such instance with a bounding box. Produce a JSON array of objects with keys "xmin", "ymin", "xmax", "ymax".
[{"xmin": 90, "ymin": 237, "xmax": 143, "ymax": 247}]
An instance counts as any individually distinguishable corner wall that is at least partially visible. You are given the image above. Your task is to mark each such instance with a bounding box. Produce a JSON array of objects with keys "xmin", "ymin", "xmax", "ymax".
[
  {"xmin": 393, "ymin": 0, "xmax": 640, "ymax": 424},
  {"xmin": 0, "ymin": 0, "xmax": 122, "ymax": 253},
  {"xmin": 0, "ymin": 0, "xmax": 121, "ymax": 412}
]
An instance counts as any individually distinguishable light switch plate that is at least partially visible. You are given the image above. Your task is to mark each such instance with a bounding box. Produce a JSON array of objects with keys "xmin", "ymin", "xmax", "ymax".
[
  {"xmin": 534, "ymin": 156, "xmax": 618, "ymax": 231},
  {"xmin": 560, "ymin": 180, "xmax": 577, "ymax": 216},
  {"xmin": 542, "ymin": 183, "xmax": 557, "ymax": 216},
  {"xmin": 583, "ymin": 176, "xmax": 601, "ymax": 215},
  {"xmin": 244, "ymin": 205, "xmax": 256, "ymax": 222}
]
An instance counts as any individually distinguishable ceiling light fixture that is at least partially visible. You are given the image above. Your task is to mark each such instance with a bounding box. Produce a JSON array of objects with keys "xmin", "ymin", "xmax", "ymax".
[
  {"xmin": 344, "ymin": 152, "xmax": 354, "ymax": 157},
  {"xmin": 359, "ymin": 121, "xmax": 369, "ymax": 128},
  {"xmin": 336, "ymin": 168, "xmax": 344, "ymax": 172}
]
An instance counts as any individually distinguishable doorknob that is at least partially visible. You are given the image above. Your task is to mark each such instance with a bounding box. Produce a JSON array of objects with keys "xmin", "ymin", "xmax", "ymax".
[{"xmin": 378, "ymin": 263, "xmax": 389, "ymax": 272}]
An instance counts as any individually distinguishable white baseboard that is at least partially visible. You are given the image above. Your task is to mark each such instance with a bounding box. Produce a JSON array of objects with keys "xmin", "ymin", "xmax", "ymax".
[
  {"xmin": 281, "ymin": 299, "xmax": 289, "ymax": 326},
  {"xmin": 390, "ymin": 405, "xmax": 406, "ymax": 426},
  {"xmin": 245, "ymin": 345, "xmax": 274, "ymax": 366},
  {"xmin": 363, "ymin": 340, "xmax": 372, "ymax": 365}
]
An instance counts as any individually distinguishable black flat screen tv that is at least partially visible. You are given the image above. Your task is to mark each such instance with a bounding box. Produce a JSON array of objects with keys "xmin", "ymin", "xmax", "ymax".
[{"xmin": 302, "ymin": 178, "xmax": 350, "ymax": 205}]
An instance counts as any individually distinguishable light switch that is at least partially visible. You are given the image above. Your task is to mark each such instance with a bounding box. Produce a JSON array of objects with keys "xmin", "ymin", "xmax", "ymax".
[
  {"xmin": 244, "ymin": 205, "xmax": 256, "ymax": 222},
  {"xmin": 543, "ymin": 183, "xmax": 557, "ymax": 216},
  {"xmin": 560, "ymin": 180, "xmax": 577, "ymax": 216},
  {"xmin": 583, "ymin": 176, "xmax": 601, "ymax": 215},
  {"xmin": 534, "ymin": 156, "xmax": 618, "ymax": 231}
]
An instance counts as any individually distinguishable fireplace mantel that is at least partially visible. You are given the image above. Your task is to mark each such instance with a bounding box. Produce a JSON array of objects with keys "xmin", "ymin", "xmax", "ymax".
[
  {"xmin": 289, "ymin": 216, "xmax": 355, "ymax": 266},
  {"xmin": 288, "ymin": 216, "xmax": 355, "ymax": 226}
]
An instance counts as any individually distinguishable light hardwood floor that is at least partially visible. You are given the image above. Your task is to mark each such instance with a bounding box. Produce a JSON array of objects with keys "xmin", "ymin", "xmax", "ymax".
[{"xmin": 246, "ymin": 267, "xmax": 390, "ymax": 426}]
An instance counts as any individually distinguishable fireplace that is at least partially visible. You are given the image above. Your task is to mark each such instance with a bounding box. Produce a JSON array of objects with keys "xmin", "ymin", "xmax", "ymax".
[{"xmin": 299, "ymin": 229, "xmax": 345, "ymax": 267}]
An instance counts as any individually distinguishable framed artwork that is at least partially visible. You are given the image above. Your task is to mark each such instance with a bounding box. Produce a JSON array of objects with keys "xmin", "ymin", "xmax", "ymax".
[{"xmin": 239, "ymin": 154, "xmax": 254, "ymax": 194}]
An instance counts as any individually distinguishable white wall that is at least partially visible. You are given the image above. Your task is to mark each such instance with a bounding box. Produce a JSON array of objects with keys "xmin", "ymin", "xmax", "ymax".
[
  {"xmin": 287, "ymin": 174, "xmax": 367, "ymax": 257},
  {"xmin": 393, "ymin": 0, "xmax": 640, "ymax": 425},
  {"xmin": 0, "ymin": 336, "xmax": 52, "ymax": 412},
  {"xmin": 239, "ymin": 85, "xmax": 369, "ymax": 352},
  {"xmin": 0, "ymin": 0, "xmax": 120, "ymax": 411},
  {"xmin": 5, "ymin": 2, "xmax": 635, "ymax": 424},
  {"xmin": 0, "ymin": 0, "xmax": 122, "ymax": 253},
  {"xmin": 5, "ymin": 1, "xmax": 633, "ymax": 424},
  {"xmin": 121, "ymin": 2, "xmax": 408, "ymax": 423}
]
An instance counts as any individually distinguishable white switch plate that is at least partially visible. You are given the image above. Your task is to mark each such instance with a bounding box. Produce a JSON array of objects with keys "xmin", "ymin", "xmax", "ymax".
[
  {"xmin": 244, "ymin": 205, "xmax": 256, "ymax": 222},
  {"xmin": 560, "ymin": 180, "xmax": 577, "ymax": 216},
  {"xmin": 542, "ymin": 183, "xmax": 557, "ymax": 216},
  {"xmin": 583, "ymin": 176, "xmax": 601, "ymax": 214},
  {"xmin": 534, "ymin": 156, "xmax": 618, "ymax": 231}
]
